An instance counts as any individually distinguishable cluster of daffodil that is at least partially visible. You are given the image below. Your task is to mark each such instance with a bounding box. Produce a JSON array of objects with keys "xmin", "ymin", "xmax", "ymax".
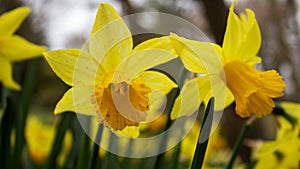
[
  {"xmin": 43, "ymin": 1, "xmax": 285, "ymax": 133},
  {"xmin": 1, "ymin": 0, "xmax": 298, "ymax": 169}
]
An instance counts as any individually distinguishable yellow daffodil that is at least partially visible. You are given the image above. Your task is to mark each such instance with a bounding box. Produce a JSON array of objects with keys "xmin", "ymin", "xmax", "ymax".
[
  {"xmin": 254, "ymin": 129, "xmax": 300, "ymax": 169},
  {"xmin": 170, "ymin": 1, "xmax": 285, "ymax": 119},
  {"xmin": 180, "ymin": 122, "xmax": 230, "ymax": 168},
  {"xmin": 25, "ymin": 115, "xmax": 72, "ymax": 164},
  {"xmin": 276, "ymin": 102, "xmax": 300, "ymax": 129},
  {"xmin": 0, "ymin": 7, "xmax": 47, "ymax": 90},
  {"xmin": 253, "ymin": 102, "xmax": 300, "ymax": 169},
  {"xmin": 43, "ymin": 3, "xmax": 177, "ymax": 132}
]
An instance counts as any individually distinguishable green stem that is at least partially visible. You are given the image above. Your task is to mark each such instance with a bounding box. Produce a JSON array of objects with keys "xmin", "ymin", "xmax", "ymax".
[
  {"xmin": 76, "ymin": 120, "xmax": 92, "ymax": 169},
  {"xmin": 1, "ymin": 86, "xmax": 10, "ymax": 113},
  {"xmin": 45, "ymin": 112, "xmax": 74, "ymax": 169},
  {"xmin": 88, "ymin": 124, "xmax": 103, "ymax": 169},
  {"xmin": 224, "ymin": 117, "xmax": 256, "ymax": 169},
  {"xmin": 102, "ymin": 128, "xmax": 119, "ymax": 169},
  {"xmin": 14, "ymin": 59, "xmax": 38, "ymax": 167},
  {"xmin": 246, "ymin": 160, "xmax": 258, "ymax": 169},
  {"xmin": 122, "ymin": 139, "xmax": 134, "ymax": 168},
  {"xmin": 168, "ymin": 143, "xmax": 181, "ymax": 169},
  {"xmin": 273, "ymin": 105, "xmax": 298, "ymax": 126},
  {"xmin": 63, "ymin": 116, "xmax": 88, "ymax": 169},
  {"xmin": 191, "ymin": 97, "xmax": 214, "ymax": 169},
  {"xmin": 0, "ymin": 98, "xmax": 15, "ymax": 169},
  {"xmin": 154, "ymin": 66, "xmax": 189, "ymax": 169}
]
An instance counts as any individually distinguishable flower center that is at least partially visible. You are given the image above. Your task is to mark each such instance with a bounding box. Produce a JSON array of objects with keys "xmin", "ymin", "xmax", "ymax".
[
  {"xmin": 222, "ymin": 60, "xmax": 285, "ymax": 118},
  {"xmin": 92, "ymin": 78, "xmax": 151, "ymax": 131}
]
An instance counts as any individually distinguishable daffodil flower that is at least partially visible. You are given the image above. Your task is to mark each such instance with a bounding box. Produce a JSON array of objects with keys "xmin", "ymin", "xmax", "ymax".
[
  {"xmin": 180, "ymin": 121, "xmax": 228, "ymax": 164},
  {"xmin": 254, "ymin": 130, "xmax": 300, "ymax": 169},
  {"xmin": 0, "ymin": 7, "xmax": 47, "ymax": 90},
  {"xmin": 43, "ymin": 3, "xmax": 177, "ymax": 132},
  {"xmin": 25, "ymin": 115, "xmax": 72, "ymax": 164},
  {"xmin": 170, "ymin": 1, "xmax": 285, "ymax": 119},
  {"xmin": 253, "ymin": 102, "xmax": 300, "ymax": 169}
]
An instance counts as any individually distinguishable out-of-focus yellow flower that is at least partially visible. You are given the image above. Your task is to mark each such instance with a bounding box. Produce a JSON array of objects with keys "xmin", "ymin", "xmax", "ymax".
[
  {"xmin": 0, "ymin": 7, "xmax": 46, "ymax": 90},
  {"xmin": 25, "ymin": 115, "xmax": 72, "ymax": 164},
  {"xmin": 254, "ymin": 128, "xmax": 300, "ymax": 169},
  {"xmin": 170, "ymin": 0, "xmax": 285, "ymax": 119},
  {"xmin": 253, "ymin": 102, "xmax": 300, "ymax": 169},
  {"xmin": 144, "ymin": 113, "xmax": 168, "ymax": 134},
  {"xmin": 180, "ymin": 122, "xmax": 229, "ymax": 168},
  {"xmin": 139, "ymin": 113, "xmax": 168, "ymax": 135},
  {"xmin": 43, "ymin": 3, "xmax": 177, "ymax": 134},
  {"xmin": 277, "ymin": 102, "xmax": 300, "ymax": 129}
]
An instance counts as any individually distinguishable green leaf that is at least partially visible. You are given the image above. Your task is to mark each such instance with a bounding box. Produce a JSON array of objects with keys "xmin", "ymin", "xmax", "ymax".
[
  {"xmin": 224, "ymin": 116, "xmax": 256, "ymax": 169},
  {"xmin": 191, "ymin": 97, "xmax": 214, "ymax": 169},
  {"xmin": 62, "ymin": 117, "xmax": 90, "ymax": 169},
  {"xmin": 45, "ymin": 112, "xmax": 74, "ymax": 169},
  {"xmin": 0, "ymin": 97, "xmax": 15, "ymax": 169},
  {"xmin": 153, "ymin": 66, "xmax": 188, "ymax": 169},
  {"xmin": 14, "ymin": 59, "xmax": 38, "ymax": 168},
  {"xmin": 273, "ymin": 104, "xmax": 298, "ymax": 127},
  {"xmin": 88, "ymin": 124, "xmax": 103, "ymax": 169}
]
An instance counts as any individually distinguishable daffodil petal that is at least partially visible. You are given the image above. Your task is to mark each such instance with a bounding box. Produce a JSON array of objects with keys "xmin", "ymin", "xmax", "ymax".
[
  {"xmin": 222, "ymin": 3, "xmax": 262, "ymax": 65},
  {"xmin": 276, "ymin": 102, "xmax": 300, "ymax": 130},
  {"xmin": 197, "ymin": 75, "xmax": 234, "ymax": 111},
  {"xmin": 255, "ymin": 129, "xmax": 297, "ymax": 158},
  {"xmin": 112, "ymin": 36, "xmax": 178, "ymax": 82},
  {"xmin": 0, "ymin": 57, "xmax": 21, "ymax": 90},
  {"xmin": 132, "ymin": 36, "xmax": 176, "ymax": 56},
  {"xmin": 55, "ymin": 86, "xmax": 96, "ymax": 116},
  {"xmin": 202, "ymin": 81, "xmax": 234, "ymax": 111},
  {"xmin": 91, "ymin": 3, "xmax": 128, "ymax": 36},
  {"xmin": 237, "ymin": 9, "xmax": 262, "ymax": 65},
  {"xmin": 222, "ymin": 2, "xmax": 242, "ymax": 61},
  {"xmin": 170, "ymin": 33, "xmax": 223, "ymax": 74},
  {"xmin": 171, "ymin": 75, "xmax": 232, "ymax": 119},
  {"xmin": 116, "ymin": 126, "xmax": 140, "ymax": 138},
  {"xmin": 88, "ymin": 3, "xmax": 132, "ymax": 73},
  {"xmin": 146, "ymin": 90, "xmax": 168, "ymax": 122},
  {"xmin": 0, "ymin": 35, "xmax": 46, "ymax": 62},
  {"xmin": 279, "ymin": 102, "xmax": 300, "ymax": 119},
  {"xmin": 171, "ymin": 78, "xmax": 201, "ymax": 120},
  {"xmin": 113, "ymin": 48, "xmax": 176, "ymax": 83},
  {"xmin": 75, "ymin": 50, "xmax": 102, "ymax": 85},
  {"xmin": 43, "ymin": 49, "xmax": 97, "ymax": 86},
  {"xmin": 223, "ymin": 87, "xmax": 234, "ymax": 109},
  {"xmin": 73, "ymin": 86, "xmax": 97, "ymax": 116},
  {"xmin": 137, "ymin": 70, "xmax": 177, "ymax": 94},
  {"xmin": 55, "ymin": 88, "xmax": 75, "ymax": 114},
  {"xmin": 170, "ymin": 33, "xmax": 207, "ymax": 74},
  {"xmin": 88, "ymin": 28, "xmax": 132, "ymax": 73},
  {"xmin": 0, "ymin": 6, "xmax": 30, "ymax": 38}
]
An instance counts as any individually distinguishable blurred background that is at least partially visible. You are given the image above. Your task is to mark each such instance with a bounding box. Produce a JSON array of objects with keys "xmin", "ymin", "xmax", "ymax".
[{"xmin": 0, "ymin": 0, "xmax": 299, "ymax": 168}]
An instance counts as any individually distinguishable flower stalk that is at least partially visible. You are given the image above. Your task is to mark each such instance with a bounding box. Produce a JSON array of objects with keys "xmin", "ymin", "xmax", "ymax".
[
  {"xmin": 154, "ymin": 66, "xmax": 189, "ymax": 168},
  {"xmin": 224, "ymin": 116, "xmax": 256, "ymax": 169},
  {"xmin": 0, "ymin": 97, "xmax": 15, "ymax": 169},
  {"xmin": 88, "ymin": 124, "xmax": 103, "ymax": 169},
  {"xmin": 45, "ymin": 112, "xmax": 74, "ymax": 169},
  {"xmin": 14, "ymin": 59, "xmax": 38, "ymax": 167}
]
